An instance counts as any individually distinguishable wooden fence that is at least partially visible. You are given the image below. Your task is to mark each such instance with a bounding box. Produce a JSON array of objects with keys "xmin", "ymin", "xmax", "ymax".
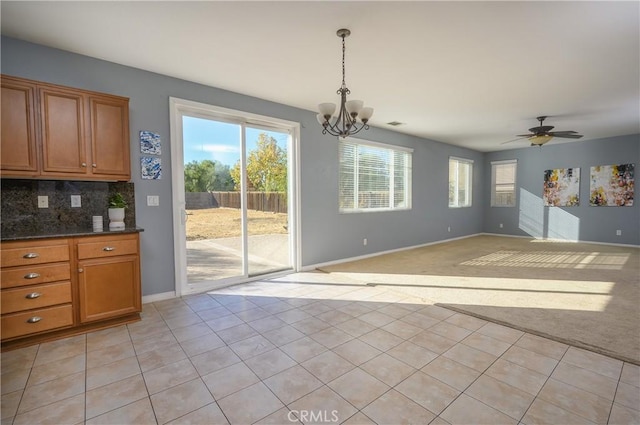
[{"xmin": 185, "ymin": 192, "xmax": 287, "ymax": 213}]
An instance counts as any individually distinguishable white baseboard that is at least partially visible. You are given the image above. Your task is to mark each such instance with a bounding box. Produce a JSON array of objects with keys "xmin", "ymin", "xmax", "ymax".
[
  {"xmin": 482, "ymin": 232, "xmax": 640, "ymax": 248},
  {"xmin": 142, "ymin": 291, "xmax": 176, "ymax": 304},
  {"xmin": 302, "ymin": 233, "xmax": 483, "ymax": 271}
]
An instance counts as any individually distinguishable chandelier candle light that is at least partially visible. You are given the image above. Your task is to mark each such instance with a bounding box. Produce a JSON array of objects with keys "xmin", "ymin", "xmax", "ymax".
[{"xmin": 317, "ymin": 29, "xmax": 373, "ymax": 138}]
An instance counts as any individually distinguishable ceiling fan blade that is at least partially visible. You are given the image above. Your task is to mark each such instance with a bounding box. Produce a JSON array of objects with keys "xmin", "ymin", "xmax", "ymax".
[
  {"xmin": 528, "ymin": 125, "xmax": 554, "ymax": 133},
  {"xmin": 501, "ymin": 137, "xmax": 528, "ymax": 144},
  {"xmin": 516, "ymin": 133, "xmax": 534, "ymax": 137},
  {"xmin": 549, "ymin": 132, "xmax": 583, "ymax": 139}
]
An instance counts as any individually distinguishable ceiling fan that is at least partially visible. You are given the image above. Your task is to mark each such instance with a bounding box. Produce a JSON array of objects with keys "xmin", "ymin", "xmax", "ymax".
[{"xmin": 504, "ymin": 116, "xmax": 583, "ymax": 146}]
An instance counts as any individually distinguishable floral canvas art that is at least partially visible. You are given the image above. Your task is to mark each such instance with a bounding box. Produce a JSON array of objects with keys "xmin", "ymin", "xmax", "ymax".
[
  {"xmin": 140, "ymin": 131, "xmax": 161, "ymax": 155},
  {"xmin": 543, "ymin": 168, "xmax": 580, "ymax": 206},
  {"xmin": 590, "ymin": 163, "xmax": 634, "ymax": 206},
  {"xmin": 141, "ymin": 157, "xmax": 162, "ymax": 180}
]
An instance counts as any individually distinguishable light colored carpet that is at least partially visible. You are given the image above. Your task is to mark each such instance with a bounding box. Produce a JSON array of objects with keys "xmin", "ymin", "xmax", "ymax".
[{"xmin": 319, "ymin": 235, "xmax": 640, "ymax": 364}]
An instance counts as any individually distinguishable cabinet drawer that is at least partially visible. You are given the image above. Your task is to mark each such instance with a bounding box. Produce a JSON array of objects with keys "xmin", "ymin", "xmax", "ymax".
[
  {"xmin": 77, "ymin": 238, "xmax": 137, "ymax": 259},
  {"xmin": 2, "ymin": 282, "xmax": 72, "ymax": 314},
  {"xmin": 1, "ymin": 304, "xmax": 73, "ymax": 340},
  {"xmin": 1, "ymin": 263, "xmax": 71, "ymax": 289},
  {"xmin": 1, "ymin": 243, "xmax": 69, "ymax": 267}
]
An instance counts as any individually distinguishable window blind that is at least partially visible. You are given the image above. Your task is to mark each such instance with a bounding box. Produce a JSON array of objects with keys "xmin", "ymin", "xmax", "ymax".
[
  {"xmin": 491, "ymin": 160, "xmax": 517, "ymax": 207},
  {"xmin": 449, "ymin": 157, "xmax": 473, "ymax": 207},
  {"xmin": 339, "ymin": 139, "xmax": 412, "ymax": 212}
]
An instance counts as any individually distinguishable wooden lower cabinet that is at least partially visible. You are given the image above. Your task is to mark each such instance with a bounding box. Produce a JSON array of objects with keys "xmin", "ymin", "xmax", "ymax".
[
  {"xmin": 78, "ymin": 255, "xmax": 140, "ymax": 323},
  {"xmin": 1, "ymin": 232, "xmax": 141, "ymax": 348}
]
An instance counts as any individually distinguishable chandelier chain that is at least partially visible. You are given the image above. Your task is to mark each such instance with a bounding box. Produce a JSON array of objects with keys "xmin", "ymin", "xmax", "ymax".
[{"xmin": 341, "ymin": 34, "xmax": 346, "ymax": 89}]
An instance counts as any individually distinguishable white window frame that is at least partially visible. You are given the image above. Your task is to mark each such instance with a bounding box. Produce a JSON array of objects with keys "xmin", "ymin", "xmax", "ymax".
[
  {"xmin": 491, "ymin": 159, "xmax": 517, "ymax": 207},
  {"xmin": 449, "ymin": 156, "xmax": 473, "ymax": 208},
  {"xmin": 339, "ymin": 138, "xmax": 413, "ymax": 213}
]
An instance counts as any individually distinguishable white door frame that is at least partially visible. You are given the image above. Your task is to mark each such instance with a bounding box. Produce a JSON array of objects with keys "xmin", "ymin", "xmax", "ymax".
[{"xmin": 169, "ymin": 97, "xmax": 301, "ymax": 296}]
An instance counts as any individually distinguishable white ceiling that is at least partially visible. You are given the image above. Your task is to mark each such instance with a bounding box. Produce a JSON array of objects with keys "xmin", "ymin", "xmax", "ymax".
[{"xmin": 2, "ymin": 1, "xmax": 638, "ymax": 152}]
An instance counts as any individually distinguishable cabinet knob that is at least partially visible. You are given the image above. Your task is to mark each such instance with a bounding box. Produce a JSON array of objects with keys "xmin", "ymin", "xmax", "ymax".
[
  {"xmin": 78, "ymin": 268, "xmax": 84, "ymax": 273},
  {"xmin": 103, "ymin": 246, "xmax": 115, "ymax": 252},
  {"xmin": 92, "ymin": 163, "xmax": 97, "ymax": 168},
  {"xmin": 25, "ymin": 292, "xmax": 41, "ymax": 299},
  {"xmin": 27, "ymin": 316, "xmax": 42, "ymax": 324},
  {"xmin": 24, "ymin": 272, "xmax": 41, "ymax": 279},
  {"xmin": 81, "ymin": 162, "xmax": 87, "ymax": 167},
  {"xmin": 23, "ymin": 252, "xmax": 39, "ymax": 259}
]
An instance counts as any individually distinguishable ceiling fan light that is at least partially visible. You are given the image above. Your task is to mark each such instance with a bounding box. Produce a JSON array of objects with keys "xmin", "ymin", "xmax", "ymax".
[
  {"xmin": 529, "ymin": 135, "xmax": 553, "ymax": 146},
  {"xmin": 318, "ymin": 103, "xmax": 336, "ymax": 118}
]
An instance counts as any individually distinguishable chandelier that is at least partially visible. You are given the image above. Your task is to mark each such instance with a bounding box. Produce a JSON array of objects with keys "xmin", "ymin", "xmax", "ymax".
[{"xmin": 317, "ymin": 29, "xmax": 374, "ymax": 138}]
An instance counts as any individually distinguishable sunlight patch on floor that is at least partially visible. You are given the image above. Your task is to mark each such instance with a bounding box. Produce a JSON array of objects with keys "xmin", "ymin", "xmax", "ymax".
[
  {"xmin": 357, "ymin": 275, "xmax": 615, "ymax": 312},
  {"xmin": 460, "ymin": 250, "xmax": 629, "ymax": 270}
]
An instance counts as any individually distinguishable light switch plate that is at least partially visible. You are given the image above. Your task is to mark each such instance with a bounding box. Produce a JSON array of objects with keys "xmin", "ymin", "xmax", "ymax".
[
  {"xmin": 38, "ymin": 196, "xmax": 49, "ymax": 208},
  {"xmin": 71, "ymin": 195, "xmax": 81, "ymax": 208},
  {"xmin": 147, "ymin": 195, "xmax": 159, "ymax": 206}
]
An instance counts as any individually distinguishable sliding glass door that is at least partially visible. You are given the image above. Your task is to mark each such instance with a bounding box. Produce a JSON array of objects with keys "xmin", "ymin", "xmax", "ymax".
[{"xmin": 170, "ymin": 98, "xmax": 297, "ymax": 295}]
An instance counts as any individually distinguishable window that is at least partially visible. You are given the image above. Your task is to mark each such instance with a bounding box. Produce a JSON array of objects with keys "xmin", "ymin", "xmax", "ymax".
[
  {"xmin": 449, "ymin": 157, "xmax": 473, "ymax": 207},
  {"xmin": 339, "ymin": 138, "xmax": 412, "ymax": 212},
  {"xmin": 491, "ymin": 159, "xmax": 517, "ymax": 207}
]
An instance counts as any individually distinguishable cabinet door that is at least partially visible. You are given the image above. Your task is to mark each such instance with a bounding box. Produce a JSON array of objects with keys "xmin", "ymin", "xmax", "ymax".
[
  {"xmin": 78, "ymin": 255, "xmax": 141, "ymax": 323},
  {"xmin": 1, "ymin": 77, "xmax": 38, "ymax": 175},
  {"xmin": 39, "ymin": 86, "xmax": 87, "ymax": 175},
  {"xmin": 89, "ymin": 96, "xmax": 130, "ymax": 180}
]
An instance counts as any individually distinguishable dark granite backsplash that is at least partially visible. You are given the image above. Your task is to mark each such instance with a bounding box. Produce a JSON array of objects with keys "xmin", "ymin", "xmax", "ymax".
[{"xmin": 1, "ymin": 179, "xmax": 135, "ymax": 236}]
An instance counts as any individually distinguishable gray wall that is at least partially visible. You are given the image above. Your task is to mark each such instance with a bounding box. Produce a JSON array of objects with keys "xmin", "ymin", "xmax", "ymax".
[
  {"xmin": 484, "ymin": 135, "xmax": 640, "ymax": 245},
  {"xmin": 1, "ymin": 36, "xmax": 484, "ymax": 296}
]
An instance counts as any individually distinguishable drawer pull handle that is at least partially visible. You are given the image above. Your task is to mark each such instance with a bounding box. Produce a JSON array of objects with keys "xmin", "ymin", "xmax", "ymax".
[
  {"xmin": 25, "ymin": 292, "xmax": 41, "ymax": 299},
  {"xmin": 27, "ymin": 316, "xmax": 42, "ymax": 324},
  {"xmin": 23, "ymin": 253, "xmax": 39, "ymax": 259},
  {"xmin": 103, "ymin": 246, "xmax": 115, "ymax": 252},
  {"xmin": 24, "ymin": 272, "xmax": 41, "ymax": 279}
]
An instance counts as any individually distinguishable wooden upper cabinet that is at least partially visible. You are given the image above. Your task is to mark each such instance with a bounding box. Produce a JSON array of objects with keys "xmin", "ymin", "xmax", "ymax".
[
  {"xmin": 89, "ymin": 96, "xmax": 130, "ymax": 180},
  {"xmin": 0, "ymin": 77, "xmax": 39, "ymax": 175},
  {"xmin": 0, "ymin": 75, "xmax": 130, "ymax": 181},
  {"xmin": 39, "ymin": 86, "xmax": 87, "ymax": 176}
]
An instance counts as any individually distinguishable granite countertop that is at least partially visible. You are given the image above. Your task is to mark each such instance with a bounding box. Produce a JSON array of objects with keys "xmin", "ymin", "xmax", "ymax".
[{"xmin": 1, "ymin": 227, "xmax": 144, "ymax": 241}]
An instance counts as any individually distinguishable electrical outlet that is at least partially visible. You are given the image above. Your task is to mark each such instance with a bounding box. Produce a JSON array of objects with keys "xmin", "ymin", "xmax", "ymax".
[
  {"xmin": 363, "ymin": 238, "xmax": 367, "ymax": 246},
  {"xmin": 37, "ymin": 196, "xmax": 48, "ymax": 208},
  {"xmin": 616, "ymin": 230, "xmax": 622, "ymax": 236},
  {"xmin": 447, "ymin": 226, "xmax": 451, "ymax": 232},
  {"xmin": 147, "ymin": 195, "xmax": 159, "ymax": 206},
  {"xmin": 71, "ymin": 195, "xmax": 81, "ymax": 208},
  {"xmin": 499, "ymin": 223, "xmax": 504, "ymax": 228}
]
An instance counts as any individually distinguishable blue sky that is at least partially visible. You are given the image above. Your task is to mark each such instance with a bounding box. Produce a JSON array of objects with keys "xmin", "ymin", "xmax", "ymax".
[{"xmin": 183, "ymin": 116, "xmax": 288, "ymax": 166}]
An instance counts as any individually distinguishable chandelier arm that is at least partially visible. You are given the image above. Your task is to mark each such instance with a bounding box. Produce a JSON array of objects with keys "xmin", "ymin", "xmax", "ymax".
[{"xmin": 324, "ymin": 88, "xmax": 361, "ymax": 137}]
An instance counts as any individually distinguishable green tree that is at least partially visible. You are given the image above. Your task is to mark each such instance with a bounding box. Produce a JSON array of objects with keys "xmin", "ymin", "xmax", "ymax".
[
  {"xmin": 212, "ymin": 162, "xmax": 234, "ymax": 191},
  {"xmin": 184, "ymin": 160, "xmax": 235, "ymax": 192},
  {"xmin": 231, "ymin": 133, "xmax": 287, "ymax": 192}
]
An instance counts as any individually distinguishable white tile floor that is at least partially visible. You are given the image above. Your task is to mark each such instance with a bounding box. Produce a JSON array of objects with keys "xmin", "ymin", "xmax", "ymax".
[{"xmin": 1, "ymin": 275, "xmax": 639, "ymax": 424}]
